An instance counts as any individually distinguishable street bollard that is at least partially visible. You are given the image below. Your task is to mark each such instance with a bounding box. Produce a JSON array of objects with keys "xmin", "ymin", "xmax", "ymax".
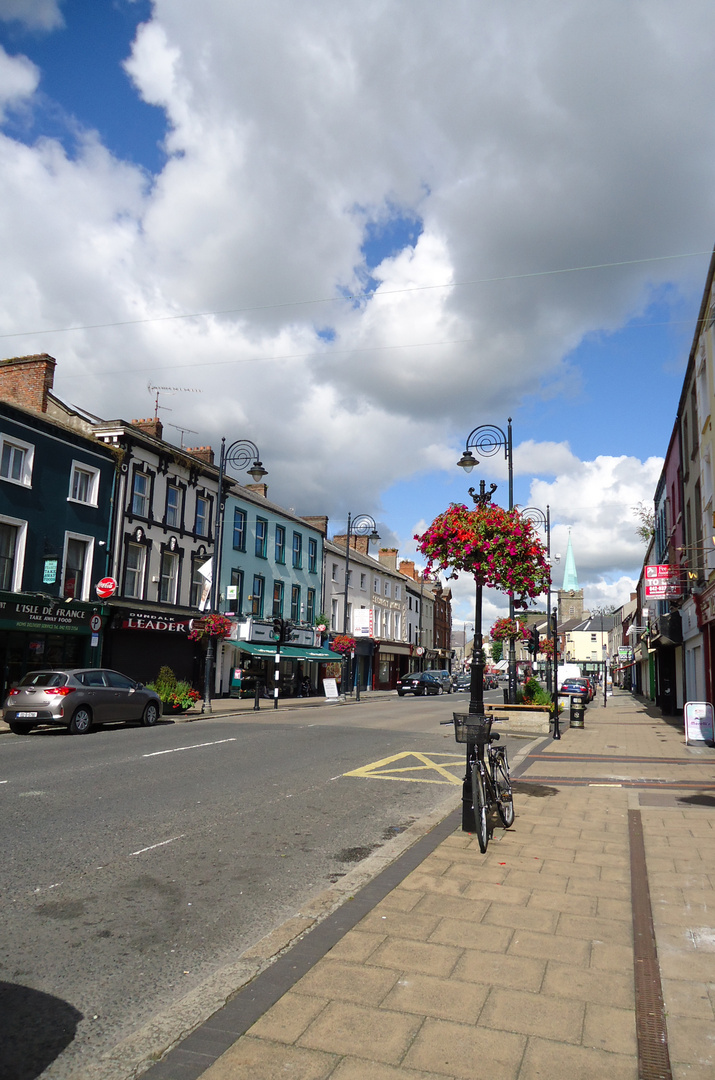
[
  {"xmin": 253, "ymin": 682, "xmax": 261, "ymax": 711},
  {"xmin": 569, "ymin": 694, "xmax": 585, "ymax": 728}
]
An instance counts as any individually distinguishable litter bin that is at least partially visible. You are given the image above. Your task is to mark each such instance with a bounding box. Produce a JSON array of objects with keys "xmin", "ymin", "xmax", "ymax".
[{"xmin": 570, "ymin": 695, "xmax": 585, "ymax": 728}]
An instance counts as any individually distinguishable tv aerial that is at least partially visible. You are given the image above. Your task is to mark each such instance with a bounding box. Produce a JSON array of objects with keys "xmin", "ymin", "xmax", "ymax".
[
  {"xmin": 147, "ymin": 383, "xmax": 202, "ymax": 419},
  {"xmin": 168, "ymin": 423, "xmax": 199, "ymax": 449}
]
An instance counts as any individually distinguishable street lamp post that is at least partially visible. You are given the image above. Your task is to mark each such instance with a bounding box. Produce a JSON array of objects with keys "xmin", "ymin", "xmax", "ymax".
[
  {"xmin": 458, "ymin": 419, "xmax": 517, "ymax": 702},
  {"xmin": 341, "ymin": 513, "xmax": 380, "ymax": 699},
  {"xmin": 592, "ymin": 606, "xmax": 613, "ymax": 708},
  {"xmin": 521, "ymin": 505, "xmax": 561, "ymax": 739},
  {"xmin": 202, "ymin": 438, "xmax": 267, "ymax": 714}
]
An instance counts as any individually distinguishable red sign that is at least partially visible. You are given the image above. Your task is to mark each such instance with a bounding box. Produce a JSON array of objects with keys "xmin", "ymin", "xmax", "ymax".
[
  {"xmin": 644, "ymin": 564, "xmax": 682, "ymax": 599},
  {"xmin": 95, "ymin": 577, "xmax": 118, "ymax": 599}
]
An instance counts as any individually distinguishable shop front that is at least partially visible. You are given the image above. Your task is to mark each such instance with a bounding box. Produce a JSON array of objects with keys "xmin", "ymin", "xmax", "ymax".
[
  {"xmin": 102, "ymin": 604, "xmax": 203, "ymax": 688},
  {"xmin": 373, "ymin": 642, "xmax": 414, "ymax": 689},
  {"xmin": 0, "ymin": 593, "xmax": 103, "ymax": 699},
  {"xmin": 223, "ymin": 641, "xmax": 342, "ymax": 698}
]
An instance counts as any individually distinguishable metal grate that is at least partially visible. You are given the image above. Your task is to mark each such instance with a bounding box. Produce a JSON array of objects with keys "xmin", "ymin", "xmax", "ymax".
[{"xmin": 629, "ymin": 809, "xmax": 672, "ymax": 1080}]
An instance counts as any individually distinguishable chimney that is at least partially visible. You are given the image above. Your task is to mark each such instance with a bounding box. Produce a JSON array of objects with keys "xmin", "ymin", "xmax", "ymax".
[
  {"xmin": 333, "ymin": 533, "xmax": 369, "ymax": 555},
  {"xmin": 0, "ymin": 354, "xmax": 56, "ymax": 413},
  {"xmin": 378, "ymin": 548, "xmax": 398, "ymax": 572},
  {"xmin": 131, "ymin": 417, "xmax": 163, "ymax": 440},
  {"xmin": 399, "ymin": 559, "xmax": 417, "ymax": 580},
  {"xmin": 188, "ymin": 446, "xmax": 215, "ymax": 465},
  {"xmin": 245, "ymin": 482, "xmax": 268, "ymax": 499},
  {"xmin": 302, "ymin": 515, "xmax": 328, "ymax": 535}
]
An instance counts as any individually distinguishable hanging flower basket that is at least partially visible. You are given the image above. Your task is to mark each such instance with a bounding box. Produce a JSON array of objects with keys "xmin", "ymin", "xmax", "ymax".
[
  {"xmin": 415, "ymin": 503, "xmax": 550, "ymax": 607},
  {"xmin": 330, "ymin": 634, "xmax": 356, "ymax": 655},
  {"xmin": 490, "ymin": 617, "xmax": 529, "ymax": 642},
  {"xmin": 188, "ymin": 613, "xmax": 233, "ymax": 642}
]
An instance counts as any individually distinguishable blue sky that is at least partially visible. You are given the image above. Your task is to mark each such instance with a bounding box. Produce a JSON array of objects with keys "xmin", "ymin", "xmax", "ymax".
[{"xmin": 1, "ymin": 1, "xmax": 714, "ymax": 625}]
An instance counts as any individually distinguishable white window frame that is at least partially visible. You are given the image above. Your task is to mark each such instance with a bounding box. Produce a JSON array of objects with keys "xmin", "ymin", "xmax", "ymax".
[
  {"xmin": 68, "ymin": 459, "xmax": 100, "ymax": 506},
  {"xmin": 124, "ymin": 542, "xmax": 146, "ymax": 599},
  {"xmin": 166, "ymin": 483, "xmax": 181, "ymax": 527},
  {"xmin": 384, "ymin": 581, "xmax": 391, "ymax": 597},
  {"xmin": 395, "ymin": 585, "xmax": 401, "ymax": 600},
  {"xmin": 159, "ymin": 549, "xmax": 180, "ymax": 604},
  {"xmin": 360, "ymin": 573, "xmax": 367, "ymax": 590},
  {"xmin": 0, "ymin": 433, "xmax": 34, "ymax": 488},
  {"xmin": 0, "ymin": 514, "xmax": 27, "ymax": 591},
  {"xmin": 195, "ymin": 495, "xmax": 209, "ymax": 537},
  {"xmin": 61, "ymin": 531, "xmax": 94, "ymax": 601},
  {"xmin": 132, "ymin": 470, "xmax": 150, "ymax": 517}
]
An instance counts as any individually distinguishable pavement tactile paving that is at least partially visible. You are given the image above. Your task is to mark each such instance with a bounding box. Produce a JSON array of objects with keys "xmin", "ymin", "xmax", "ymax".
[{"xmin": 194, "ymin": 689, "xmax": 715, "ymax": 1079}]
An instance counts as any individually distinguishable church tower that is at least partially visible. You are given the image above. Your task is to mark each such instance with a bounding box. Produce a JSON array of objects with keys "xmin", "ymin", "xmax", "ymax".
[{"xmin": 557, "ymin": 533, "xmax": 586, "ymax": 623}]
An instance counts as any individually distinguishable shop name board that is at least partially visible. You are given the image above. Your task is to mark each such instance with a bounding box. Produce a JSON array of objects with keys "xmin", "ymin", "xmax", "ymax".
[
  {"xmin": 120, "ymin": 613, "xmax": 193, "ymax": 633},
  {"xmin": 644, "ymin": 564, "xmax": 682, "ymax": 599},
  {"xmin": 0, "ymin": 600, "xmax": 92, "ymax": 633}
]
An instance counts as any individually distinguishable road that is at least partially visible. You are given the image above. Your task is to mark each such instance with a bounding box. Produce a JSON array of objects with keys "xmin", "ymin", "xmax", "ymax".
[{"xmin": 0, "ymin": 687, "xmax": 516, "ymax": 1080}]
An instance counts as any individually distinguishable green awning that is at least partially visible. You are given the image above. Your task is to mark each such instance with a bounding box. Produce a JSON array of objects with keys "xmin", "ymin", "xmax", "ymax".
[{"xmin": 231, "ymin": 642, "xmax": 342, "ymax": 663}]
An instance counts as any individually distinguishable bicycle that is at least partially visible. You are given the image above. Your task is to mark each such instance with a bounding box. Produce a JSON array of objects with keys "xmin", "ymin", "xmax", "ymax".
[{"xmin": 451, "ymin": 713, "xmax": 514, "ymax": 852}]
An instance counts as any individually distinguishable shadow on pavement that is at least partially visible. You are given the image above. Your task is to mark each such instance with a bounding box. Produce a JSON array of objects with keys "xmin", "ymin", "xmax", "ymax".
[
  {"xmin": 512, "ymin": 781, "xmax": 560, "ymax": 798},
  {"xmin": 0, "ymin": 981, "xmax": 82, "ymax": 1079}
]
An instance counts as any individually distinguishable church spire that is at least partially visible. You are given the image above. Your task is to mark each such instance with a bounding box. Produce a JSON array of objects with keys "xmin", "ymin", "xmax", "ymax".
[{"xmin": 562, "ymin": 531, "xmax": 579, "ymax": 591}]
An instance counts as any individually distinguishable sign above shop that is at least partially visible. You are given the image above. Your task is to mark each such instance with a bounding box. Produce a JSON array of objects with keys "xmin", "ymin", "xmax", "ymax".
[
  {"xmin": 95, "ymin": 577, "xmax": 118, "ymax": 599},
  {"xmin": 644, "ymin": 564, "xmax": 682, "ymax": 599},
  {"xmin": 0, "ymin": 599, "xmax": 93, "ymax": 634}
]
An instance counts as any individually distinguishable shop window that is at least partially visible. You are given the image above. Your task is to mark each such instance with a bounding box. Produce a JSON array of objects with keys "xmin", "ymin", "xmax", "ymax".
[
  {"xmin": 255, "ymin": 519, "xmax": 268, "ymax": 559},
  {"xmin": 306, "ymin": 588, "xmax": 316, "ymax": 623},
  {"xmin": 132, "ymin": 470, "xmax": 150, "ymax": 517},
  {"xmin": 233, "ymin": 507, "xmax": 247, "ymax": 550},
  {"xmin": 159, "ymin": 549, "xmax": 179, "ymax": 604},
  {"xmin": 0, "ymin": 434, "xmax": 34, "ymax": 488},
  {"xmin": 275, "ymin": 525, "xmax": 286, "ymax": 564},
  {"xmin": 292, "ymin": 532, "xmax": 302, "ymax": 569},
  {"xmin": 251, "ymin": 574, "xmax": 265, "ymax": 616},
  {"xmin": 62, "ymin": 534, "xmax": 93, "ymax": 600},
  {"xmin": 195, "ymin": 495, "xmax": 209, "ymax": 537},
  {"xmin": 166, "ymin": 484, "xmax": 181, "ymax": 527},
  {"xmin": 69, "ymin": 461, "xmax": 100, "ymax": 506},
  {"xmin": 0, "ymin": 518, "xmax": 26, "ymax": 591},
  {"xmin": 124, "ymin": 542, "xmax": 146, "ymax": 598},
  {"xmin": 308, "ymin": 537, "xmax": 317, "ymax": 573},
  {"xmin": 291, "ymin": 584, "xmax": 301, "ymax": 621},
  {"xmin": 273, "ymin": 580, "xmax": 284, "ymax": 617}
]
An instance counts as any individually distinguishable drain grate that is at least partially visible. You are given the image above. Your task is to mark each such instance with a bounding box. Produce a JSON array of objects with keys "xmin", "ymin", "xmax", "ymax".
[{"xmin": 629, "ymin": 809, "xmax": 672, "ymax": 1080}]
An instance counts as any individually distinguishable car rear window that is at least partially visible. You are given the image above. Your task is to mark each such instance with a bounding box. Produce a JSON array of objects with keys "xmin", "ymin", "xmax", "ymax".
[
  {"xmin": 19, "ymin": 672, "xmax": 68, "ymax": 687},
  {"xmin": 76, "ymin": 670, "xmax": 107, "ymax": 687}
]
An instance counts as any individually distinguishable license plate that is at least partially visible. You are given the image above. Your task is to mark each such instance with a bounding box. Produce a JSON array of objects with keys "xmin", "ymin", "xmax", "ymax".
[{"xmin": 16, "ymin": 712, "xmax": 37, "ymax": 718}]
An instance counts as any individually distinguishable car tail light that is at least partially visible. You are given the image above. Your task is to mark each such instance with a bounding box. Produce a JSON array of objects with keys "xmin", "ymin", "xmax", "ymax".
[
  {"xmin": 7, "ymin": 688, "xmax": 19, "ymax": 696},
  {"xmin": 45, "ymin": 687, "xmax": 76, "ymax": 696}
]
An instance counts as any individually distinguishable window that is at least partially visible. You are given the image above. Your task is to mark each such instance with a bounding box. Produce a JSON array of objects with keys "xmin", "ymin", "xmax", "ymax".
[
  {"xmin": 373, "ymin": 577, "xmax": 380, "ymax": 593},
  {"xmin": 0, "ymin": 520, "xmax": 23, "ymax": 591},
  {"xmin": 395, "ymin": 585, "xmax": 401, "ymax": 600},
  {"xmin": 69, "ymin": 461, "xmax": 99, "ymax": 506},
  {"xmin": 384, "ymin": 610, "xmax": 392, "ymax": 637},
  {"xmin": 273, "ymin": 581, "xmax": 284, "ymax": 617},
  {"xmin": 360, "ymin": 573, "xmax": 366, "ymax": 590},
  {"xmin": 229, "ymin": 568, "xmax": 244, "ymax": 613},
  {"xmin": 291, "ymin": 584, "xmax": 301, "ymax": 621},
  {"xmin": 591, "ymin": 633, "xmax": 597, "ymax": 642},
  {"xmin": 166, "ymin": 484, "xmax": 181, "ymax": 527},
  {"xmin": 384, "ymin": 581, "xmax": 391, "ymax": 597},
  {"xmin": 233, "ymin": 507, "xmax": 247, "ymax": 550},
  {"xmin": 306, "ymin": 588, "xmax": 316, "ymax": 623},
  {"xmin": 251, "ymin": 574, "xmax": 264, "ymax": 616},
  {"xmin": 255, "ymin": 519, "xmax": 268, "ymax": 558},
  {"xmin": 0, "ymin": 435, "xmax": 33, "ymax": 487},
  {"xmin": 132, "ymin": 470, "xmax": 150, "ymax": 517},
  {"xmin": 308, "ymin": 537, "xmax": 318, "ymax": 573},
  {"xmin": 275, "ymin": 525, "xmax": 286, "ymax": 563},
  {"xmin": 195, "ymin": 496, "xmax": 209, "ymax": 537},
  {"xmin": 331, "ymin": 563, "xmax": 339, "ymax": 581},
  {"xmin": 63, "ymin": 535, "xmax": 92, "ymax": 600},
  {"xmin": 408, "ymin": 596, "xmax": 413, "ymax": 610},
  {"xmin": 292, "ymin": 532, "xmax": 303, "ymax": 568},
  {"xmin": 331, "ymin": 597, "xmax": 339, "ymax": 629},
  {"xmin": 394, "ymin": 613, "xmax": 401, "ymax": 639},
  {"xmin": 159, "ymin": 549, "xmax": 179, "ymax": 604},
  {"xmin": 124, "ymin": 542, "xmax": 146, "ymax": 598},
  {"xmin": 190, "ymin": 556, "xmax": 205, "ymax": 608}
]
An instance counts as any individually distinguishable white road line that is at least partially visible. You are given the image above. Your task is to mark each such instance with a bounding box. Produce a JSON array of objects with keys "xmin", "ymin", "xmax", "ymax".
[
  {"xmin": 0, "ymin": 780, "xmax": 8, "ymax": 785},
  {"xmin": 130, "ymin": 835, "xmax": 185, "ymax": 856},
  {"xmin": 143, "ymin": 737, "xmax": 237, "ymax": 758}
]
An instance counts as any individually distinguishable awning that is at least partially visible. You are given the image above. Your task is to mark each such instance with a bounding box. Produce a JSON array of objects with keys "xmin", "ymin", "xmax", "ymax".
[{"xmin": 229, "ymin": 642, "xmax": 342, "ymax": 663}]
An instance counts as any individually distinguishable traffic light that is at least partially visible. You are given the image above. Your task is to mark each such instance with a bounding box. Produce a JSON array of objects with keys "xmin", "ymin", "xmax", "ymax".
[
  {"xmin": 531, "ymin": 625, "xmax": 541, "ymax": 656},
  {"xmin": 272, "ymin": 617, "xmax": 285, "ymax": 643}
]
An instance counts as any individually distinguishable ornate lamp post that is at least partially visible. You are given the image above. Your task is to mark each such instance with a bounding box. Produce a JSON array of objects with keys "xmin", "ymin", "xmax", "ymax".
[
  {"xmin": 457, "ymin": 420, "xmax": 516, "ymax": 702},
  {"xmin": 341, "ymin": 513, "xmax": 380, "ymax": 697},
  {"xmin": 202, "ymin": 438, "xmax": 267, "ymax": 714},
  {"xmin": 520, "ymin": 505, "xmax": 561, "ymax": 739}
]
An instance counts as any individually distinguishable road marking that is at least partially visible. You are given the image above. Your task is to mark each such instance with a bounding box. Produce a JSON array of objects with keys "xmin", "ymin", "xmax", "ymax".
[
  {"xmin": 0, "ymin": 780, "xmax": 7, "ymax": 785},
  {"xmin": 131, "ymin": 835, "xmax": 185, "ymax": 856},
  {"xmin": 144, "ymin": 738, "xmax": 237, "ymax": 758},
  {"xmin": 343, "ymin": 751, "xmax": 464, "ymax": 786}
]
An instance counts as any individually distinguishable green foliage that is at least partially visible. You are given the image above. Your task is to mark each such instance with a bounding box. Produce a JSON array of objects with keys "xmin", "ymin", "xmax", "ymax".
[
  {"xmin": 147, "ymin": 667, "xmax": 200, "ymax": 709},
  {"xmin": 517, "ymin": 677, "xmax": 552, "ymax": 706},
  {"xmin": 490, "ymin": 639, "xmax": 503, "ymax": 663}
]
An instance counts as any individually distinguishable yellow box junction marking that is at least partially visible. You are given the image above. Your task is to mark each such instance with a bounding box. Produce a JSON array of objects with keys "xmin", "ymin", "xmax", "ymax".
[{"xmin": 343, "ymin": 751, "xmax": 464, "ymax": 785}]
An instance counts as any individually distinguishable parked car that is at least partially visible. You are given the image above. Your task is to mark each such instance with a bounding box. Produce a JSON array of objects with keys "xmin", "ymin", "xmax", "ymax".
[
  {"xmin": 422, "ymin": 669, "xmax": 454, "ymax": 693},
  {"xmin": 453, "ymin": 672, "xmax": 471, "ymax": 691},
  {"xmin": 560, "ymin": 678, "xmax": 589, "ymax": 704},
  {"xmin": 484, "ymin": 674, "xmax": 499, "ymax": 690},
  {"xmin": 396, "ymin": 672, "xmax": 444, "ymax": 696},
  {"xmin": 2, "ymin": 669, "xmax": 163, "ymax": 735}
]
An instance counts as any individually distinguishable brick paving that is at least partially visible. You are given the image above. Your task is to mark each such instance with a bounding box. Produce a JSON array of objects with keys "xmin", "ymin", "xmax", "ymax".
[{"xmin": 163, "ymin": 690, "xmax": 715, "ymax": 1080}]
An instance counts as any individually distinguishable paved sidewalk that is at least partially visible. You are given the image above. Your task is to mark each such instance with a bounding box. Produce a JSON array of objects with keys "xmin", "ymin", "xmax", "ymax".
[{"xmin": 151, "ymin": 690, "xmax": 715, "ymax": 1080}]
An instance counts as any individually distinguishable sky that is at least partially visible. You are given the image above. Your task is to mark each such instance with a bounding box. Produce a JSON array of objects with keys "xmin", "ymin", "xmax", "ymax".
[{"xmin": 1, "ymin": 0, "xmax": 714, "ymax": 631}]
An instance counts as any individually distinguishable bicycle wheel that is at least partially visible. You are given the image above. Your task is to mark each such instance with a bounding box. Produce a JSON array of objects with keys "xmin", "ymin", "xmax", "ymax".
[
  {"xmin": 471, "ymin": 763, "xmax": 489, "ymax": 853},
  {"xmin": 493, "ymin": 751, "xmax": 515, "ymax": 828}
]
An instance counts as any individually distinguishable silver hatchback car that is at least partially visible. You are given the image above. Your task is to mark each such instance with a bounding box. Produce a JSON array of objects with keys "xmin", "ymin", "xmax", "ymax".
[{"xmin": 3, "ymin": 669, "xmax": 162, "ymax": 735}]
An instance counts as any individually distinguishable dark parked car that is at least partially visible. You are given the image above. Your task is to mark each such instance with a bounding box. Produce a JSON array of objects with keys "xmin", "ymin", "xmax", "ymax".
[
  {"xmin": 453, "ymin": 672, "xmax": 471, "ymax": 691},
  {"xmin": 422, "ymin": 669, "xmax": 454, "ymax": 693},
  {"xmin": 484, "ymin": 674, "xmax": 499, "ymax": 690},
  {"xmin": 2, "ymin": 669, "xmax": 163, "ymax": 735},
  {"xmin": 560, "ymin": 678, "xmax": 589, "ymax": 703},
  {"xmin": 396, "ymin": 672, "xmax": 444, "ymax": 696}
]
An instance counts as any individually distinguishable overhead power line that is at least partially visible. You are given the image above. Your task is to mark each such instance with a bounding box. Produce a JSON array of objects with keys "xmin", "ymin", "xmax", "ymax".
[{"xmin": 0, "ymin": 248, "xmax": 709, "ymax": 342}]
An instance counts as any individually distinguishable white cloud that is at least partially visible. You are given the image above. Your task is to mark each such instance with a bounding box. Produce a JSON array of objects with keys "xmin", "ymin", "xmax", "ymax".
[
  {"xmin": 0, "ymin": 45, "xmax": 38, "ymax": 117},
  {"xmin": 0, "ymin": 0, "xmax": 63, "ymax": 31}
]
